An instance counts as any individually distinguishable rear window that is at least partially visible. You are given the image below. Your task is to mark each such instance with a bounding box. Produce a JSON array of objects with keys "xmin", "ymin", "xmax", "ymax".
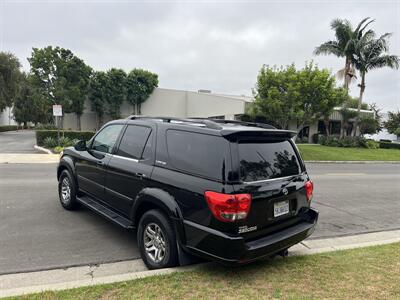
[
  {"xmin": 238, "ymin": 139, "xmax": 300, "ymax": 182},
  {"xmin": 166, "ymin": 130, "xmax": 230, "ymax": 180}
]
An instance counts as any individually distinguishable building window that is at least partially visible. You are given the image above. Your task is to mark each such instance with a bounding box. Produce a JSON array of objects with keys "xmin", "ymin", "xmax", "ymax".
[{"xmin": 330, "ymin": 121, "xmax": 341, "ymax": 135}]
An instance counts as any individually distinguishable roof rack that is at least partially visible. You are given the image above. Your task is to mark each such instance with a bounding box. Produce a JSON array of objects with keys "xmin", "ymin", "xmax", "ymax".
[
  {"xmin": 127, "ymin": 115, "xmax": 276, "ymax": 131},
  {"xmin": 191, "ymin": 118, "xmax": 276, "ymax": 130},
  {"xmin": 210, "ymin": 119, "xmax": 276, "ymax": 129},
  {"xmin": 127, "ymin": 115, "xmax": 223, "ymax": 130}
]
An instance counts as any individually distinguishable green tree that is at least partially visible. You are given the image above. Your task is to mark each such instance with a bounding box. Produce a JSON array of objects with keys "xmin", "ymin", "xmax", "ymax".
[
  {"xmin": 251, "ymin": 64, "xmax": 299, "ymax": 129},
  {"xmin": 65, "ymin": 57, "xmax": 92, "ymax": 130},
  {"xmin": 89, "ymin": 71, "xmax": 108, "ymax": 129},
  {"xmin": 126, "ymin": 69, "xmax": 158, "ymax": 115},
  {"xmin": 0, "ymin": 52, "xmax": 22, "ymax": 111},
  {"xmin": 345, "ymin": 96, "xmax": 369, "ymax": 110},
  {"xmin": 28, "ymin": 46, "xmax": 92, "ymax": 129},
  {"xmin": 105, "ymin": 68, "xmax": 126, "ymax": 119},
  {"xmin": 384, "ymin": 111, "xmax": 400, "ymax": 136},
  {"xmin": 295, "ymin": 62, "xmax": 347, "ymax": 133},
  {"xmin": 339, "ymin": 105, "xmax": 359, "ymax": 138},
  {"xmin": 352, "ymin": 33, "xmax": 399, "ymax": 136},
  {"xmin": 13, "ymin": 74, "xmax": 49, "ymax": 127},
  {"xmin": 314, "ymin": 18, "xmax": 374, "ymax": 89},
  {"xmin": 28, "ymin": 46, "xmax": 69, "ymax": 105},
  {"xmin": 360, "ymin": 116, "xmax": 381, "ymax": 135},
  {"xmin": 251, "ymin": 62, "xmax": 346, "ymax": 138}
]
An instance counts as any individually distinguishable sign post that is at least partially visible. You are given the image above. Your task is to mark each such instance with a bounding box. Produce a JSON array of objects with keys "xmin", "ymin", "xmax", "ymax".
[{"xmin": 53, "ymin": 104, "xmax": 63, "ymax": 145}]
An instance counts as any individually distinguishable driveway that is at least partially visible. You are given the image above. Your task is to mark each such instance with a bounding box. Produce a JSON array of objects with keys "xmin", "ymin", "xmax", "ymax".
[
  {"xmin": 0, "ymin": 131, "xmax": 38, "ymax": 153},
  {"xmin": 0, "ymin": 163, "xmax": 399, "ymax": 275}
]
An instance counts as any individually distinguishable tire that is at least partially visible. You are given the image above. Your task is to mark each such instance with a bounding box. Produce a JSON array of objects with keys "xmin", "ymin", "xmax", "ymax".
[
  {"xmin": 137, "ymin": 209, "xmax": 179, "ymax": 269},
  {"xmin": 58, "ymin": 169, "xmax": 79, "ymax": 210}
]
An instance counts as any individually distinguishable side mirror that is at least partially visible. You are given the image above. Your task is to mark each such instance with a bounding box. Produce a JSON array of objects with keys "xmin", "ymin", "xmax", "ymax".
[{"xmin": 74, "ymin": 140, "xmax": 87, "ymax": 151}]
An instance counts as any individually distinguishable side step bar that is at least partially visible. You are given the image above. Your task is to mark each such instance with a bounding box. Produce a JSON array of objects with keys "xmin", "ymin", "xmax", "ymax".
[{"xmin": 77, "ymin": 195, "xmax": 134, "ymax": 229}]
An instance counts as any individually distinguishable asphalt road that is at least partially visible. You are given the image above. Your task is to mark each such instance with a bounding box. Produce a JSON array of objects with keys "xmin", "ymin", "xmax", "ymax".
[
  {"xmin": 0, "ymin": 131, "xmax": 38, "ymax": 153},
  {"xmin": 0, "ymin": 163, "xmax": 399, "ymax": 275}
]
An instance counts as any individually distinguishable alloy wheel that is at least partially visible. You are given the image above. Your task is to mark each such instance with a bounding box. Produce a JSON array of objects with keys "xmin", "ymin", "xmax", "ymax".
[{"xmin": 143, "ymin": 223, "xmax": 167, "ymax": 263}]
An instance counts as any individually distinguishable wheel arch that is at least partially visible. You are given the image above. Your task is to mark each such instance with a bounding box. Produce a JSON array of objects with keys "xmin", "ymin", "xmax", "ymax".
[
  {"xmin": 131, "ymin": 188, "xmax": 186, "ymax": 244},
  {"xmin": 57, "ymin": 156, "xmax": 76, "ymax": 182}
]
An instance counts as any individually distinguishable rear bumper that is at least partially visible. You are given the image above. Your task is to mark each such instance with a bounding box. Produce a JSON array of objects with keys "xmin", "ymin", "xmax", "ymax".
[{"xmin": 183, "ymin": 208, "xmax": 318, "ymax": 264}]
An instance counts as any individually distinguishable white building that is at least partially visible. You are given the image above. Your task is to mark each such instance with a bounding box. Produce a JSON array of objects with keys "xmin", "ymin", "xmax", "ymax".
[
  {"xmin": 0, "ymin": 107, "xmax": 17, "ymax": 126},
  {"xmin": 62, "ymin": 87, "xmax": 253, "ymax": 131}
]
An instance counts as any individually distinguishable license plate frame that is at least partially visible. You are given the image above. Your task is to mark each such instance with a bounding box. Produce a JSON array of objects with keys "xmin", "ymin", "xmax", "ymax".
[{"xmin": 273, "ymin": 200, "xmax": 290, "ymax": 218}]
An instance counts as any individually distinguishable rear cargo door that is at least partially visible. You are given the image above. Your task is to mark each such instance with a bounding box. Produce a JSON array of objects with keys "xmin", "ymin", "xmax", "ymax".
[{"xmin": 230, "ymin": 137, "xmax": 309, "ymax": 238}]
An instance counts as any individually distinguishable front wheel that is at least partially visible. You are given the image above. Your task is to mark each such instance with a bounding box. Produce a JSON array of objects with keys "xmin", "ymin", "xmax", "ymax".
[
  {"xmin": 58, "ymin": 170, "xmax": 79, "ymax": 210},
  {"xmin": 137, "ymin": 209, "xmax": 178, "ymax": 269}
]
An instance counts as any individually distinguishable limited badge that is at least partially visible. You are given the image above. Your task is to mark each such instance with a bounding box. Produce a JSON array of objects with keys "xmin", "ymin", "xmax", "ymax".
[{"xmin": 238, "ymin": 225, "xmax": 257, "ymax": 234}]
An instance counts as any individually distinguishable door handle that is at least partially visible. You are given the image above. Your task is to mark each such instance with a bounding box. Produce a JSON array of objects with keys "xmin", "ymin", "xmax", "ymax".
[
  {"xmin": 97, "ymin": 161, "xmax": 105, "ymax": 166},
  {"xmin": 137, "ymin": 173, "xmax": 146, "ymax": 179}
]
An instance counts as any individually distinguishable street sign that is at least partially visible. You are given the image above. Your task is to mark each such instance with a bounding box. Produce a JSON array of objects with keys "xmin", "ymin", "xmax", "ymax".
[{"xmin": 53, "ymin": 105, "xmax": 63, "ymax": 117}]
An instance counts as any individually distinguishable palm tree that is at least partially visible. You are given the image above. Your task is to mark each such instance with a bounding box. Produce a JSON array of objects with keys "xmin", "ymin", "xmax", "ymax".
[
  {"xmin": 352, "ymin": 33, "xmax": 400, "ymax": 136},
  {"xmin": 339, "ymin": 107, "xmax": 359, "ymax": 138},
  {"xmin": 314, "ymin": 17, "xmax": 374, "ymax": 90}
]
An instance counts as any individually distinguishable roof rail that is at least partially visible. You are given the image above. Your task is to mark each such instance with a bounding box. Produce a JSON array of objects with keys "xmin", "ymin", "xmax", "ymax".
[
  {"xmin": 200, "ymin": 118, "xmax": 276, "ymax": 130},
  {"xmin": 127, "ymin": 115, "xmax": 223, "ymax": 130}
]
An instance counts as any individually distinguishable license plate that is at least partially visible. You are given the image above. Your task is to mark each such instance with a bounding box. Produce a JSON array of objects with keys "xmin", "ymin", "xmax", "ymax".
[{"xmin": 274, "ymin": 200, "xmax": 289, "ymax": 217}]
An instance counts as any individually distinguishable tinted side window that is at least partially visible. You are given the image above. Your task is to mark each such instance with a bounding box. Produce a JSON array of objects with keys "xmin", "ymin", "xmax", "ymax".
[
  {"xmin": 116, "ymin": 125, "xmax": 152, "ymax": 159},
  {"xmin": 238, "ymin": 140, "xmax": 300, "ymax": 182},
  {"xmin": 166, "ymin": 130, "xmax": 230, "ymax": 180},
  {"xmin": 92, "ymin": 124, "xmax": 124, "ymax": 154}
]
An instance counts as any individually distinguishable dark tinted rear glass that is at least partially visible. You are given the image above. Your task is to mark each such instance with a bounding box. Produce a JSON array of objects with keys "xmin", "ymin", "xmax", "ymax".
[
  {"xmin": 166, "ymin": 130, "xmax": 230, "ymax": 180},
  {"xmin": 238, "ymin": 140, "xmax": 300, "ymax": 182},
  {"xmin": 116, "ymin": 125, "xmax": 151, "ymax": 159}
]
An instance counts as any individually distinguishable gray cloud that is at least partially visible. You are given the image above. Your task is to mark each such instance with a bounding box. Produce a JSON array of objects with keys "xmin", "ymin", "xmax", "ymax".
[{"xmin": 1, "ymin": 0, "xmax": 399, "ymax": 111}]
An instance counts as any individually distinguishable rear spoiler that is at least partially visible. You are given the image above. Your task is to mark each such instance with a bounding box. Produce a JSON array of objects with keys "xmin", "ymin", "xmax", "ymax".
[{"xmin": 220, "ymin": 129, "xmax": 297, "ymax": 139}]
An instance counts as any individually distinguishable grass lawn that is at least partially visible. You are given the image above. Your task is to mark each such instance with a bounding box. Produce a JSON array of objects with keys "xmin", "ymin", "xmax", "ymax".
[
  {"xmin": 298, "ymin": 144, "xmax": 400, "ymax": 161},
  {"xmin": 10, "ymin": 243, "xmax": 400, "ymax": 300}
]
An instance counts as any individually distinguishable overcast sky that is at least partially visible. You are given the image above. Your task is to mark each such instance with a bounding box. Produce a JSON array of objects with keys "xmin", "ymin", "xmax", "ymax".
[{"xmin": 1, "ymin": 0, "xmax": 399, "ymax": 111}]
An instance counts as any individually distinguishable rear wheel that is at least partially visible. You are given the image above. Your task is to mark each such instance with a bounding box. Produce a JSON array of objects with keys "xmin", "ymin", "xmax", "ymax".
[
  {"xmin": 137, "ymin": 209, "xmax": 178, "ymax": 269},
  {"xmin": 58, "ymin": 170, "xmax": 79, "ymax": 210}
]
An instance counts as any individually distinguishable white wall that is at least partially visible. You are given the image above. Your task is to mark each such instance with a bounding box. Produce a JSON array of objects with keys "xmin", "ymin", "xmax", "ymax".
[
  {"xmin": 63, "ymin": 88, "xmax": 250, "ymax": 131},
  {"xmin": 0, "ymin": 107, "xmax": 17, "ymax": 126}
]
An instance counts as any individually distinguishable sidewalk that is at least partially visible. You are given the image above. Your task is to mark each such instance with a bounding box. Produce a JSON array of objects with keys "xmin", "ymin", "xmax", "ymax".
[
  {"xmin": 0, "ymin": 153, "xmax": 59, "ymax": 164},
  {"xmin": 1, "ymin": 229, "xmax": 399, "ymax": 298}
]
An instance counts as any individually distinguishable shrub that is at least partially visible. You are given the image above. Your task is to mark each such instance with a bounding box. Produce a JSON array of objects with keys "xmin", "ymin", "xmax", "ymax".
[
  {"xmin": 53, "ymin": 146, "xmax": 64, "ymax": 153},
  {"xmin": 365, "ymin": 140, "xmax": 379, "ymax": 149},
  {"xmin": 59, "ymin": 137, "xmax": 73, "ymax": 147},
  {"xmin": 35, "ymin": 124, "xmax": 57, "ymax": 130},
  {"xmin": 296, "ymin": 136, "xmax": 308, "ymax": 144},
  {"xmin": 36, "ymin": 130, "xmax": 95, "ymax": 146},
  {"xmin": 43, "ymin": 137, "xmax": 58, "ymax": 148},
  {"xmin": 379, "ymin": 141, "xmax": 400, "ymax": 150},
  {"xmin": 319, "ymin": 136, "xmax": 368, "ymax": 148},
  {"xmin": 0, "ymin": 125, "xmax": 19, "ymax": 132},
  {"xmin": 338, "ymin": 136, "xmax": 355, "ymax": 147},
  {"xmin": 319, "ymin": 135, "xmax": 340, "ymax": 147}
]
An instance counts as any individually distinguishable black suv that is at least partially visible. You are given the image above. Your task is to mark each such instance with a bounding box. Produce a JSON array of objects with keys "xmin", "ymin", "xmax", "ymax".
[{"xmin": 57, "ymin": 116, "xmax": 318, "ymax": 269}]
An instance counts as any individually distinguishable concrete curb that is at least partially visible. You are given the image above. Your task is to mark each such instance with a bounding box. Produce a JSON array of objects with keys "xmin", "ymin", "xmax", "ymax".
[
  {"xmin": 1, "ymin": 229, "xmax": 399, "ymax": 298},
  {"xmin": 33, "ymin": 145, "xmax": 52, "ymax": 154},
  {"xmin": 305, "ymin": 160, "xmax": 400, "ymax": 164}
]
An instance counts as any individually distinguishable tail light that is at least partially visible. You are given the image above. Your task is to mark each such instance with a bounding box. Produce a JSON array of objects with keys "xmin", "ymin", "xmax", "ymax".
[
  {"xmin": 305, "ymin": 180, "xmax": 313, "ymax": 202},
  {"xmin": 204, "ymin": 191, "xmax": 252, "ymax": 222}
]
